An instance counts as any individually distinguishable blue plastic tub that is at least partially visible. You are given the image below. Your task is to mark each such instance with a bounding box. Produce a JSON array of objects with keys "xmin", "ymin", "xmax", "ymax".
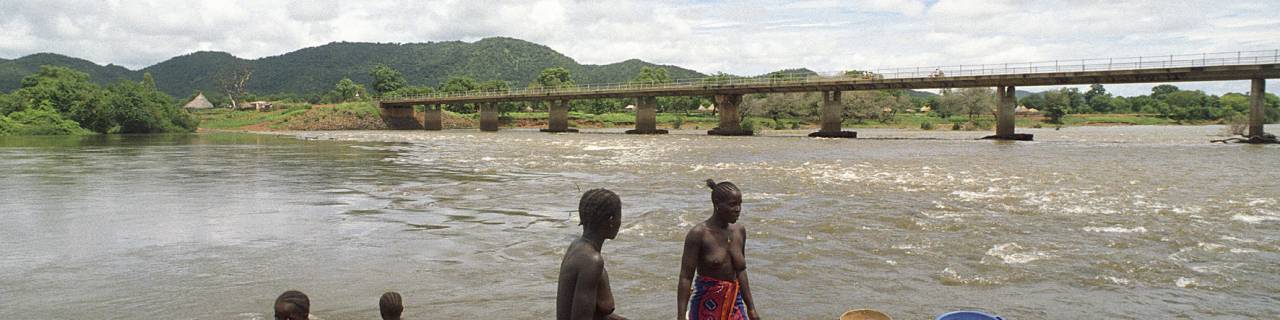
[{"xmin": 936, "ymin": 310, "xmax": 1004, "ymax": 320}]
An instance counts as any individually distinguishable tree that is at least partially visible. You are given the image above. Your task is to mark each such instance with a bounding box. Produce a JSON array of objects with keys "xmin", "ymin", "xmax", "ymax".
[
  {"xmin": 215, "ymin": 64, "xmax": 252, "ymax": 109},
  {"xmin": 13, "ymin": 66, "xmax": 111, "ymax": 132},
  {"xmin": 478, "ymin": 79, "xmax": 511, "ymax": 92},
  {"xmin": 369, "ymin": 64, "xmax": 407, "ymax": 96},
  {"xmin": 534, "ymin": 67, "xmax": 575, "ymax": 90},
  {"xmin": 1151, "ymin": 84, "xmax": 1180, "ymax": 100},
  {"xmin": 631, "ymin": 67, "xmax": 672, "ymax": 85},
  {"xmin": 439, "ymin": 75, "xmax": 479, "ymax": 93},
  {"xmin": 1084, "ymin": 84, "xmax": 1115, "ymax": 113},
  {"xmin": 0, "ymin": 92, "xmax": 15, "ymax": 115},
  {"xmin": 934, "ymin": 89, "xmax": 962, "ymax": 119},
  {"xmin": 333, "ymin": 78, "xmax": 366, "ymax": 102},
  {"xmin": 106, "ymin": 79, "xmax": 196, "ymax": 133},
  {"xmin": 1042, "ymin": 89, "xmax": 1071, "ymax": 124}
]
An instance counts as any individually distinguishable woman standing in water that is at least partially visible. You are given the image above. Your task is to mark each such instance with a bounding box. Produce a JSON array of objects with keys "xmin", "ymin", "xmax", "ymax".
[
  {"xmin": 678, "ymin": 180, "xmax": 760, "ymax": 320},
  {"xmin": 557, "ymin": 189, "xmax": 627, "ymax": 320}
]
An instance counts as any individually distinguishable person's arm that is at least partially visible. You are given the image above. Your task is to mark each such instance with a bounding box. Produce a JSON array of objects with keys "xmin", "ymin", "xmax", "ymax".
[
  {"xmin": 676, "ymin": 229, "xmax": 701, "ymax": 320},
  {"xmin": 571, "ymin": 257, "xmax": 603, "ymax": 320},
  {"xmin": 737, "ymin": 227, "xmax": 760, "ymax": 320}
]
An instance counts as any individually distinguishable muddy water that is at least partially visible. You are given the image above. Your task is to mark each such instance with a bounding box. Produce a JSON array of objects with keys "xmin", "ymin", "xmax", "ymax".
[{"xmin": 1, "ymin": 125, "xmax": 1278, "ymax": 319}]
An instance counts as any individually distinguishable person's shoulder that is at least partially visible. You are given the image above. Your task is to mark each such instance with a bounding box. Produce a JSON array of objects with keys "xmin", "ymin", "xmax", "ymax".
[
  {"xmin": 730, "ymin": 223, "xmax": 747, "ymax": 234},
  {"xmin": 689, "ymin": 222, "xmax": 709, "ymax": 232}
]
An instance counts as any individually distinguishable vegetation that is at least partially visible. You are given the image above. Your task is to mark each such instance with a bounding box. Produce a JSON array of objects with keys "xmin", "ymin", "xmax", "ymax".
[
  {"xmin": 1019, "ymin": 84, "xmax": 1280, "ymax": 124},
  {"xmin": 0, "ymin": 66, "xmax": 197, "ymax": 136},
  {"xmin": 0, "ymin": 38, "xmax": 704, "ymax": 103}
]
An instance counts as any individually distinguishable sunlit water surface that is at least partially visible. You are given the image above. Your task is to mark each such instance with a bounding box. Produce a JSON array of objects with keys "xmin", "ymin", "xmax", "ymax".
[{"xmin": 1, "ymin": 125, "xmax": 1278, "ymax": 319}]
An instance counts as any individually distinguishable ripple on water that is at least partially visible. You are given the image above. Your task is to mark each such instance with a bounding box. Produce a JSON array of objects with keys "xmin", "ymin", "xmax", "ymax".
[{"xmin": 984, "ymin": 242, "xmax": 1053, "ymax": 265}]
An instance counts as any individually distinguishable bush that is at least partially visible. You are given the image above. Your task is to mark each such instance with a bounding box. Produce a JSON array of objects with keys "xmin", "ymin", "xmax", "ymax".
[
  {"xmin": 951, "ymin": 122, "xmax": 962, "ymax": 131},
  {"xmin": 672, "ymin": 116, "xmax": 684, "ymax": 129},
  {"xmin": 920, "ymin": 121, "xmax": 934, "ymax": 130},
  {"xmin": 0, "ymin": 107, "xmax": 91, "ymax": 136},
  {"xmin": 740, "ymin": 117, "xmax": 756, "ymax": 132}
]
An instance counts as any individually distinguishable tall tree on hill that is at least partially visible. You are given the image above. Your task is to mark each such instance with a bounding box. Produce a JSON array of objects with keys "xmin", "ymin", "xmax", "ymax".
[{"xmin": 369, "ymin": 64, "xmax": 407, "ymax": 96}]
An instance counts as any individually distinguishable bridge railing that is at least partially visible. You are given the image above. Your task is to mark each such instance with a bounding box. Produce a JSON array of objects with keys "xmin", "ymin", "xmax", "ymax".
[{"xmin": 382, "ymin": 49, "xmax": 1280, "ymax": 102}]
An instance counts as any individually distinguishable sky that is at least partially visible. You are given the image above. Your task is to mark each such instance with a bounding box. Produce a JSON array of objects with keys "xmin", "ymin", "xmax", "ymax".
[{"xmin": 2, "ymin": 0, "xmax": 1278, "ymax": 96}]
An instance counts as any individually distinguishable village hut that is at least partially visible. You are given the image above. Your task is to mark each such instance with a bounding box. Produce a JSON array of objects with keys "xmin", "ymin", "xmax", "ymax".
[{"xmin": 182, "ymin": 93, "xmax": 214, "ymax": 109}]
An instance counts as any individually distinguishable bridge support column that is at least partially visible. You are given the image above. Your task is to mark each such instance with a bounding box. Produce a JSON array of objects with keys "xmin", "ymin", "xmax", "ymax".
[
  {"xmin": 983, "ymin": 86, "xmax": 1033, "ymax": 141},
  {"xmin": 479, "ymin": 102, "xmax": 499, "ymax": 132},
  {"xmin": 541, "ymin": 100, "xmax": 578, "ymax": 133},
  {"xmin": 424, "ymin": 104, "xmax": 443, "ymax": 130},
  {"xmin": 809, "ymin": 91, "xmax": 856, "ymax": 138},
  {"xmin": 708, "ymin": 94, "xmax": 752, "ymax": 136},
  {"xmin": 378, "ymin": 102, "xmax": 423, "ymax": 130},
  {"xmin": 627, "ymin": 96, "xmax": 667, "ymax": 134},
  {"xmin": 1249, "ymin": 78, "xmax": 1269, "ymax": 139}
]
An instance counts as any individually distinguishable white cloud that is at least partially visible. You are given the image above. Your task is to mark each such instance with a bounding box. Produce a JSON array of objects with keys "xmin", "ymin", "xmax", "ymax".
[{"xmin": 1, "ymin": 0, "xmax": 1278, "ymax": 95}]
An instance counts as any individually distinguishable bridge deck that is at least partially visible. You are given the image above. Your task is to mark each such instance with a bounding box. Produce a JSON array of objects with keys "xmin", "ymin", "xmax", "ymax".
[{"xmin": 380, "ymin": 51, "xmax": 1280, "ymax": 106}]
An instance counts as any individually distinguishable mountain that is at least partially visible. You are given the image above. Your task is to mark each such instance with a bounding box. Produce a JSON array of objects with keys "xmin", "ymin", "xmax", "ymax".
[
  {"xmin": 0, "ymin": 37, "xmax": 705, "ymax": 99},
  {"xmin": 0, "ymin": 53, "xmax": 139, "ymax": 92}
]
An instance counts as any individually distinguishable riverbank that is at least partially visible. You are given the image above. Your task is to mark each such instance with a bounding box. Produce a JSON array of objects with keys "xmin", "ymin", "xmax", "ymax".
[{"xmin": 195, "ymin": 101, "xmax": 1210, "ymax": 133}]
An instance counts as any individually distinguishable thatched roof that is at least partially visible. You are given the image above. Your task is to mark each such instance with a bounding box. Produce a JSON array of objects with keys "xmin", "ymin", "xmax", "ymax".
[{"xmin": 183, "ymin": 93, "xmax": 214, "ymax": 109}]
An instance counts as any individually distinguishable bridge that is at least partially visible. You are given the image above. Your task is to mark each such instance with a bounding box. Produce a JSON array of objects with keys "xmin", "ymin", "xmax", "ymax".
[{"xmin": 378, "ymin": 50, "xmax": 1280, "ymax": 140}]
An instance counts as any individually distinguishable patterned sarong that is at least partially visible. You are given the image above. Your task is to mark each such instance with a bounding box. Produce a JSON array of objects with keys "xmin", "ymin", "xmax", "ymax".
[{"xmin": 689, "ymin": 275, "xmax": 746, "ymax": 320}]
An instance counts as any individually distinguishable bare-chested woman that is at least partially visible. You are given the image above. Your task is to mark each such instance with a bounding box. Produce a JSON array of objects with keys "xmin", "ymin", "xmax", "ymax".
[
  {"xmin": 677, "ymin": 180, "xmax": 760, "ymax": 320},
  {"xmin": 557, "ymin": 189, "xmax": 627, "ymax": 320}
]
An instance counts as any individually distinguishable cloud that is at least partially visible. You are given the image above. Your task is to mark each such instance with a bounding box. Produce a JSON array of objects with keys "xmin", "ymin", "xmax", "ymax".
[{"xmin": 0, "ymin": 0, "xmax": 1278, "ymax": 95}]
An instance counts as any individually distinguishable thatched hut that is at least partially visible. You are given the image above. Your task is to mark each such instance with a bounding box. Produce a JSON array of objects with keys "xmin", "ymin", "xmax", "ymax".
[{"xmin": 182, "ymin": 93, "xmax": 214, "ymax": 109}]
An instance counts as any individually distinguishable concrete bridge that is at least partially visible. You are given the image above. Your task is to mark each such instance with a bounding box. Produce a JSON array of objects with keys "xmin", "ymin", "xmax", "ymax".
[{"xmin": 378, "ymin": 50, "xmax": 1280, "ymax": 140}]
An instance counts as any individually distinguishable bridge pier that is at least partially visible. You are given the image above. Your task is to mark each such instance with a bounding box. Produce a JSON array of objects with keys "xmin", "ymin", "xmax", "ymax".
[
  {"xmin": 424, "ymin": 104, "xmax": 443, "ymax": 130},
  {"xmin": 809, "ymin": 91, "xmax": 856, "ymax": 138},
  {"xmin": 983, "ymin": 86, "xmax": 1033, "ymax": 141},
  {"xmin": 378, "ymin": 102, "xmax": 423, "ymax": 130},
  {"xmin": 479, "ymin": 102, "xmax": 499, "ymax": 132},
  {"xmin": 1249, "ymin": 78, "xmax": 1269, "ymax": 139},
  {"xmin": 627, "ymin": 96, "xmax": 667, "ymax": 134},
  {"xmin": 541, "ymin": 100, "xmax": 578, "ymax": 133},
  {"xmin": 708, "ymin": 94, "xmax": 752, "ymax": 136}
]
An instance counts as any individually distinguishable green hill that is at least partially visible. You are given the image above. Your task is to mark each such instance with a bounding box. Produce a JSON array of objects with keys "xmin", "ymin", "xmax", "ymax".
[
  {"xmin": 0, "ymin": 53, "xmax": 139, "ymax": 92},
  {"xmin": 1, "ymin": 37, "xmax": 705, "ymax": 99}
]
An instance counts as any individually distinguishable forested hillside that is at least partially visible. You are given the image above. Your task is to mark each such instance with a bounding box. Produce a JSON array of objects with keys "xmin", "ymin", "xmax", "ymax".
[
  {"xmin": 0, "ymin": 37, "xmax": 704, "ymax": 100},
  {"xmin": 0, "ymin": 53, "xmax": 140, "ymax": 92}
]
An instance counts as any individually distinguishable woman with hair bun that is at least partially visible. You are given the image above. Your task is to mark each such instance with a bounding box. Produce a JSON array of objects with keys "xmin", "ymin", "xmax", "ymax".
[{"xmin": 677, "ymin": 180, "xmax": 760, "ymax": 320}]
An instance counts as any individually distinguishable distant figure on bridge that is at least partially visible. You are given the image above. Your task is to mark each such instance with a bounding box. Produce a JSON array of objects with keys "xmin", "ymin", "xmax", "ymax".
[
  {"xmin": 557, "ymin": 188, "xmax": 627, "ymax": 320},
  {"xmin": 273, "ymin": 290, "xmax": 310, "ymax": 320},
  {"xmin": 380, "ymin": 291, "xmax": 404, "ymax": 320},
  {"xmin": 677, "ymin": 180, "xmax": 760, "ymax": 320},
  {"xmin": 930, "ymin": 68, "xmax": 945, "ymax": 78}
]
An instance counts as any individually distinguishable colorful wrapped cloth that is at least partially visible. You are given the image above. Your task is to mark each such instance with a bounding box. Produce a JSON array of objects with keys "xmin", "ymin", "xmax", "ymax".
[{"xmin": 689, "ymin": 275, "xmax": 746, "ymax": 320}]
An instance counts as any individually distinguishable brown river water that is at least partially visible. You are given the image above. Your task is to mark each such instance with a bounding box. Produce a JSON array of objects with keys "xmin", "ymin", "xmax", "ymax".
[{"xmin": 1, "ymin": 125, "xmax": 1278, "ymax": 319}]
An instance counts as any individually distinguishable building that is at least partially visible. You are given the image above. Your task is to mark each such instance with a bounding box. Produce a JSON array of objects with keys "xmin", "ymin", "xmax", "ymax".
[{"xmin": 182, "ymin": 93, "xmax": 214, "ymax": 109}]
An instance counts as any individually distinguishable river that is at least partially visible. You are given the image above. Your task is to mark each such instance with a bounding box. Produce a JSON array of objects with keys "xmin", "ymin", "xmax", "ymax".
[{"xmin": 1, "ymin": 125, "xmax": 1278, "ymax": 319}]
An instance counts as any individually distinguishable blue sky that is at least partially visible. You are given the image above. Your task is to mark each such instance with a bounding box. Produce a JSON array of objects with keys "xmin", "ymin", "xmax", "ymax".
[{"xmin": 1, "ymin": 0, "xmax": 1278, "ymax": 96}]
